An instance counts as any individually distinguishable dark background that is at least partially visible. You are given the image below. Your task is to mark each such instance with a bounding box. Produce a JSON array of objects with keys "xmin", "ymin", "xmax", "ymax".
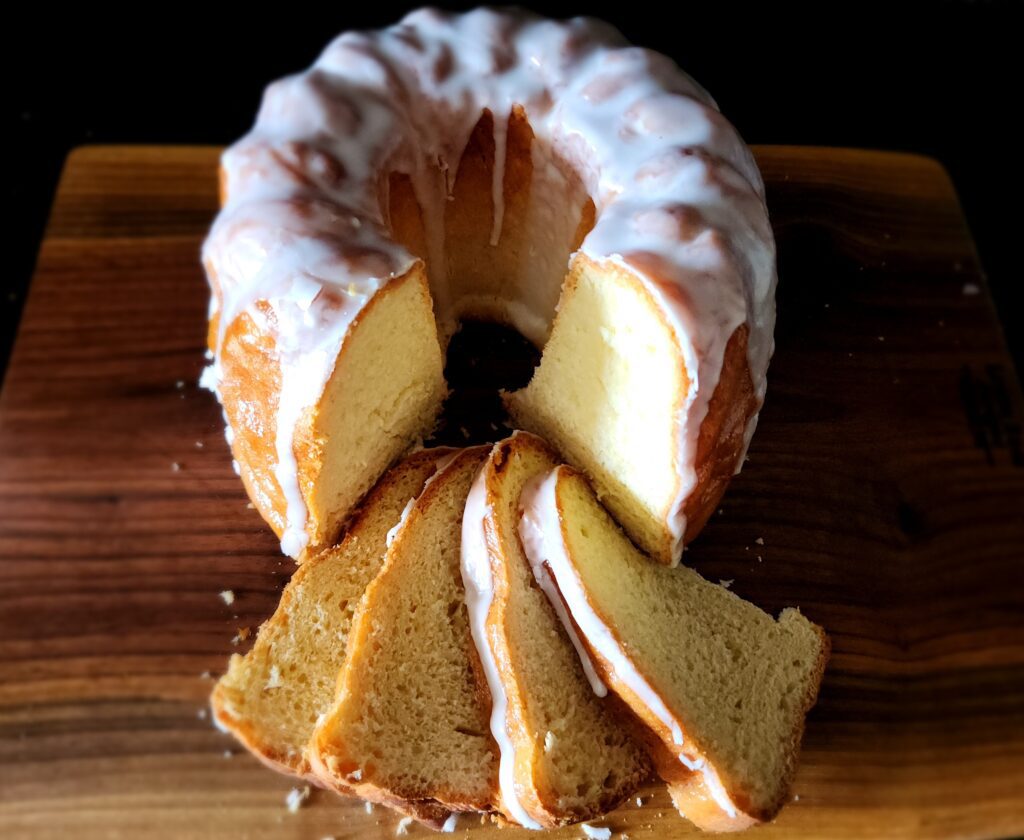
[{"xmin": 6, "ymin": 1, "xmax": 1022, "ymax": 384}]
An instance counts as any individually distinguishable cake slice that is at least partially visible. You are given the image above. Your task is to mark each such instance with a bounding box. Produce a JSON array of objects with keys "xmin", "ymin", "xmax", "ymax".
[
  {"xmin": 210, "ymin": 448, "xmax": 451, "ymax": 782},
  {"xmin": 461, "ymin": 432, "xmax": 650, "ymax": 828},
  {"xmin": 310, "ymin": 446, "xmax": 498, "ymax": 828},
  {"xmin": 519, "ymin": 465, "xmax": 829, "ymax": 831}
]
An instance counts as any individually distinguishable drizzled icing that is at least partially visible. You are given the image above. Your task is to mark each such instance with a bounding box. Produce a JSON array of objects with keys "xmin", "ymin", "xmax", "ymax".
[
  {"xmin": 201, "ymin": 7, "xmax": 776, "ymax": 559},
  {"xmin": 518, "ymin": 466, "xmax": 739, "ymax": 820},
  {"xmin": 460, "ymin": 465, "xmax": 542, "ymax": 829}
]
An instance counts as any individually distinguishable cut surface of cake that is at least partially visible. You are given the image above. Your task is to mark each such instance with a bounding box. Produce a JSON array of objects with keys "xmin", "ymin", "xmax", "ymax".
[
  {"xmin": 210, "ymin": 448, "xmax": 450, "ymax": 781},
  {"xmin": 519, "ymin": 465, "xmax": 829, "ymax": 831},
  {"xmin": 461, "ymin": 432, "xmax": 650, "ymax": 828},
  {"xmin": 309, "ymin": 446, "xmax": 497, "ymax": 827}
]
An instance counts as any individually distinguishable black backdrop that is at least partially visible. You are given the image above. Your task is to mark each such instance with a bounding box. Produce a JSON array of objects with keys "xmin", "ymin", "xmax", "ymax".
[{"xmin": 7, "ymin": 1, "xmax": 1023, "ymax": 382}]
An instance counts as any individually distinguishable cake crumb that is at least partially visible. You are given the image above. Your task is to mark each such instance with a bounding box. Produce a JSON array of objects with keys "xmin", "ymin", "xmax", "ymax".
[
  {"xmin": 199, "ymin": 670, "xmax": 212, "ymax": 679},
  {"xmin": 195, "ymin": 440, "xmax": 204, "ymax": 449},
  {"xmin": 246, "ymin": 502, "xmax": 255, "ymax": 509},
  {"xmin": 755, "ymin": 537, "xmax": 764, "ymax": 545},
  {"xmin": 220, "ymin": 590, "xmax": 235, "ymax": 606},
  {"xmin": 232, "ymin": 627, "xmax": 251, "ymax": 645},
  {"xmin": 441, "ymin": 814, "xmax": 458, "ymax": 833},
  {"xmin": 719, "ymin": 579, "xmax": 734, "ymax": 589},
  {"xmin": 962, "ymin": 282, "xmax": 980, "ymax": 296},
  {"xmin": 756, "ymin": 555, "xmax": 763, "ymax": 563},
  {"xmin": 223, "ymin": 750, "xmax": 233, "ymax": 759},
  {"xmin": 365, "ymin": 801, "xmax": 375, "ymax": 814},
  {"xmin": 266, "ymin": 665, "xmax": 283, "ymax": 689},
  {"xmin": 459, "ymin": 426, "xmax": 470, "ymax": 439},
  {"xmin": 175, "ymin": 380, "xmax": 185, "ymax": 389},
  {"xmin": 581, "ymin": 824, "xmax": 611, "ymax": 840},
  {"xmin": 794, "ymin": 794, "xmax": 801, "ymax": 802},
  {"xmin": 396, "ymin": 816, "xmax": 414, "ymax": 835},
  {"xmin": 197, "ymin": 708, "xmax": 207, "ymax": 720},
  {"xmin": 285, "ymin": 786, "xmax": 310, "ymax": 813},
  {"xmin": 171, "ymin": 462, "xmax": 182, "ymax": 472},
  {"xmin": 635, "ymin": 795, "xmax": 648, "ymax": 807},
  {"xmin": 877, "ymin": 336, "xmax": 885, "ymax": 342}
]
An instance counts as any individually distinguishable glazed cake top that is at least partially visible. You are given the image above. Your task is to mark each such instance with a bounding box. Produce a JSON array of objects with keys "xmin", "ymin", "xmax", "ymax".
[{"xmin": 201, "ymin": 7, "xmax": 776, "ymax": 558}]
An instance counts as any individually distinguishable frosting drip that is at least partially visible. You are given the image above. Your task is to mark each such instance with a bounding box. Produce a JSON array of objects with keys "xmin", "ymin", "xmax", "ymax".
[
  {"xmin": 202, "ymin": 7, "xmax": 776, "ymax": 558},
  {"xmin": 460, "ymin": 465, "xmax": 542, "ymax": 829},
  {"xmin": 518, "ymin": 466, "xmax": 739, "ymax": 820}
]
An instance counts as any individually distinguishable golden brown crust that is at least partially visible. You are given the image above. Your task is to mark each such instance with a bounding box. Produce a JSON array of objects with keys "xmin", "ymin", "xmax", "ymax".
[
  {"xmin": 216, "ymin": 267, "xmax": 435, "ymax": 556},
  {"xmin": 681, "ymin": 324, "xmax": 758, "ymax": 542}
]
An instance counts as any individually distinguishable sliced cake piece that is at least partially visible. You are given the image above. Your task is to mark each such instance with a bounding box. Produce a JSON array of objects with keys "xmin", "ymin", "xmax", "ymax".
[
  {"xmin": 461, "ymin": 432, "xmax": 650, "ymax": 828},
  {"xmin": 210, "ymin": 448, "xmax": 451, "ymax": 782},
  {"xmin": 310, "ymin": 446, "xmax": 497, "ymax": 828},
  {"xmin": 519, "ymin": 465, "xmax": 829, "ymax": 832}
]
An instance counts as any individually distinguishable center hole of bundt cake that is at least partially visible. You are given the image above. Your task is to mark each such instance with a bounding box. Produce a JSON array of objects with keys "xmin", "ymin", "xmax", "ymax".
[
  {"xmin": 426, "ymin": 320, "xmax": 539, "ymax": 447},
  {"xmin": 388, "ymin": 108, "xmax": 593, "ymax": 450}
]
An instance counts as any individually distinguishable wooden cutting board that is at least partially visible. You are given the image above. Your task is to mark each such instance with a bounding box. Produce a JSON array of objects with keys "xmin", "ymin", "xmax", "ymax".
[{"xmin": 1, "ymin": 146, "xmax": 1022, "ymax": 840}]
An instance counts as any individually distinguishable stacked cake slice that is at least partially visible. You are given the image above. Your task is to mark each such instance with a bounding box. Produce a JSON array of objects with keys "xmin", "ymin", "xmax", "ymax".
[
  {"xmin": 211, "ymin": 435, "xmax": 828, "ymax": 833},
  {"xmin": 518, "ymin": 463, "xmax": 830, "ymax": 830}
]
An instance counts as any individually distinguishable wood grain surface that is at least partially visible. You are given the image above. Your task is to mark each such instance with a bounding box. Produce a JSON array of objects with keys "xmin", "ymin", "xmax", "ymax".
[{"xmin": 1, "ymin": 146, "xmax": 1022, "ymax": 839}]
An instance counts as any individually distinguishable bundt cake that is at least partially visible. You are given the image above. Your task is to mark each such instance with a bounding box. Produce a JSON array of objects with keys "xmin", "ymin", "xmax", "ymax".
[
  {"xmin": 209, "ymin": 448, "xmax": 449, "ymax": 783},
  {"xmin": 200, "ymin": 6, "xmax": 776, "ymax": 565},
  {"xmin": 461, "ymin": 432, "xmax": 650, "ymax": 828},
  {"xmin": 519, "ymin": 465, "xmax": 829, "ymax": 831},
  {"xmin": 309, "ymin": 447, "xmax": 498, "ymax": 828}
]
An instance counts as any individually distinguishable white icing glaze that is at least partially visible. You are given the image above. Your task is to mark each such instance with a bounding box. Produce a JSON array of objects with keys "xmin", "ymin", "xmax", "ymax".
[
  {"xmin": 385, "ymin": 448, "xmax": 460, "ymax": 549},
  {"xmin": 460, "ymin": 464, "xmax": 542, "ymax": 830},
  {"xmin": 518, "ymin": 466, "xmax": 739, "ymax": 820},
  {"xmin": 385, "ymin": 498, "xmax": 416, "ymax": 548},
  {"xmin": 202, "ymin": 7, "xmax": 775, "ymax": 560},
  {"xmin": 517, "ymin": 476, "xmax": 607, "ymax": 697}
]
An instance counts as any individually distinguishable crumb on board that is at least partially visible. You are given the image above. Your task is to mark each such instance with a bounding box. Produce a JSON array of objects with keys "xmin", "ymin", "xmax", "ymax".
[
  {"xmin": 220, "ymin": 590, "xmax": 235, "ymax": 606},
  {"xmin": 196, "ymin": 708, "xmax": 207, "ymax": 720},
  {"xmin": 719, "ymin": 579, "xmax": 734, "ymax": 590},
  {"xmin": 232, "ymin": 627, "xmax": 251, "ymax": 645},
  {"xmin": 581, "ymin": 824, "xmax": 612, "ymax": 840},
  {"xmin": 962, "ymin": 282, "xmax": 980, "ymax": 296},
  {"xmin": 285, "ymin": 786, "xmax": 310, "ymax": 813},
  {"xmin": 365, "ymin": 801, "xmax": 374, "ymax": 814},
  {"xmin": 171, "ymin": 462, "xmax": 182, "ymax": 472},
  {"xmin": 396, "ymin": 816, "xmax": 414, "ymax": 835},
  {"xmin": 755, "ymin": 537, "xmax": 764, "ymax": 545},
  {"xmin": 441, "ymin": 814, "xmax": 458, "ymax": 832}
]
